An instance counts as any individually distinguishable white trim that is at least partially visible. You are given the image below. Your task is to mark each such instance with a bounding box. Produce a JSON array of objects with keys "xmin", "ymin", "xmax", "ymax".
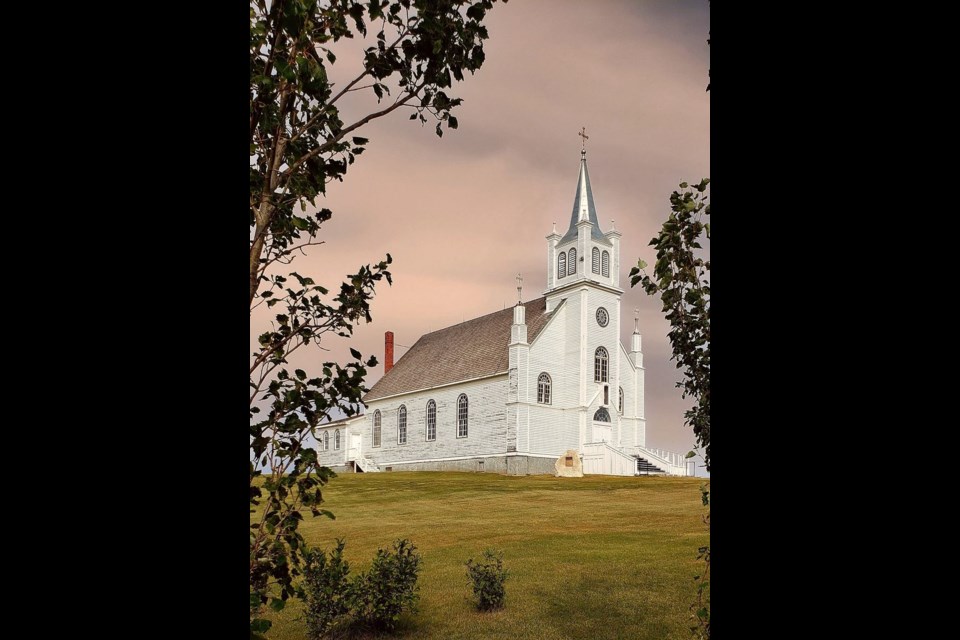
[
  {"xmin": 318, "ymin": 414, "xmax": 365, "ymax": 428},
  {"xmin": 542, "ymin": 278, "xmax": 623, "ymax": 298},
  {"xmin": 365, "ymin": 372, "xmax": 508, "ymax": 403}
]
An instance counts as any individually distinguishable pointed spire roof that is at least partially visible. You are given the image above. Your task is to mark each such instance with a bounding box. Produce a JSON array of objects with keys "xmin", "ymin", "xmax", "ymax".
[{"xmin": 559, "ymin": 149, "xmax": 609, "ymax": 245}]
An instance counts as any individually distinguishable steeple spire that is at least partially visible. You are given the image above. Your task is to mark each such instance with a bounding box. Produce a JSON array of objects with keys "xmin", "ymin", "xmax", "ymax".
[{"xmin": 559, "ymin": 133, "xmax": 606, "ymax": 245}]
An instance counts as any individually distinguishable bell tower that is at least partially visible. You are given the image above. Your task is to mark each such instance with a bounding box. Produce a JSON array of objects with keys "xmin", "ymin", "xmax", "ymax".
[{"xmin": 545, "ymin": 132, "xmax": 620, "ymax": 308}]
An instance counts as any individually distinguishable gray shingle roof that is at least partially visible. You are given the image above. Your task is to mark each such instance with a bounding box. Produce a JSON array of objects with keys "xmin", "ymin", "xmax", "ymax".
[{"xmin": 363, "ymin": 297, "xmax": 554, "ymax": 402}]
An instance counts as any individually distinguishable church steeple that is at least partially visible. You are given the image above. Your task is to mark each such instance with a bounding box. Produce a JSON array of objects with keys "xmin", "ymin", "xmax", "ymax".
[
  {"xmin": 559, "ymin": 146, "xmax": 606, "ymax": 245},
  {"xmin": 545, "ymin": 132, "xmax": 619, "ymax": 301}
]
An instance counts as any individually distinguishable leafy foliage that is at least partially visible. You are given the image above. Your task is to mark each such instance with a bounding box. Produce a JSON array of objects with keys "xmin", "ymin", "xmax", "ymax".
[
  {"xmin": 303, "ymin": 539, "xmax": 422, "ymax": 638},
  {"xmin": 629, "ymin": 179, "xmax": 710, "ymax": 470},
  {"xmin": 351, "ymin": 539, "xmax": 423, "ymax": 631},
  {"xmin": 466, "ymin": 549, "xmax": 508, "ymax": 611},
  {"xmin": 249, "ymin": 1, "xmax": 504, "ymax": 635},
  {"xmin": 304, "ymin": 540, "xmax": 353, "ymax": 638}
]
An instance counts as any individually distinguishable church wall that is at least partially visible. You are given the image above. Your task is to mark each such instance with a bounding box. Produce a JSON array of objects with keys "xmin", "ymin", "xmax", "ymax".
[
  {"xmin": 363, "ymin": 375, "xmax": 510, "ymax": 466},
  {"xmin": 584, "ymin": 288, "xmax": 623, "ymax": 441},
  {"xmin": 315, "ymin": 416, "xmax": 364, "ymax": 467},
  {"xmin": 523, "ymin": 308, "xmax": 580, "ymax": 456}
]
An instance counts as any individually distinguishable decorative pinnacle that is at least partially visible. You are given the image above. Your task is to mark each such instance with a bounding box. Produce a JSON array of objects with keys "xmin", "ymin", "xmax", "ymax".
[
  {"xmin": 634, "ymin": 307, "xmax": 640, "ymax": 333},
  {"xmin": 516, "ymin": 273, "xmax": 523, "ymax": 304},
  {"xmin": 611, "ymin": 219, "xmax": 616, "ymax": 231},
  {"xmin": 578, "ymin": 126, "xmax": 589, "ymax": 157}
]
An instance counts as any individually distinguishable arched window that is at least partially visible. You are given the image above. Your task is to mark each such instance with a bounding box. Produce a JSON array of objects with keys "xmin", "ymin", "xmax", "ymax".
[
  {"xmin": 619, "ymin": 387, "xmax": 624, "ymax": 414},
  {"xmin": 398, "ymin": 405, "xmax": 407, "ymax": 445},
  {"xmin": 558, "ymin": 251, "xmax": 566, "ymax": 279},
  {"xmin": 457, "ymin": 394, "xmax": 468, "ymax": 437},
  {"xmin": 373, "ymin": 410, "xmax": 382, "ymax": 447},
  {"xmin": 537, "ymin": 373, "xmax": 552, "ymax": 404},
  {"xmin": 568, "ymin": 248, "xmax": 577, "ymax": 275},
  {"xmin": 334, "ymin": 429, "xmax": 340, "ymax": 450},
  {"xmin": 593, "ymin": 407, "xmax": 611, "ymax": 422},
  {"xmin": 601, "ymin": 250, "xmax": 610, "ymax": 277},
  {"xmin": 322, "ymin": 431, "xmax": 329, "ymax": 450},
  {"xmin": 426, "ymin": 400, "xmax": 436, "ymax": 441},
  {"xmin": 595, "ymin": 346, "xmax": 608, "ymax": 382},
  {"xmin": 592, "ymin": 247, "xmax": 600, "ymax": 274}
]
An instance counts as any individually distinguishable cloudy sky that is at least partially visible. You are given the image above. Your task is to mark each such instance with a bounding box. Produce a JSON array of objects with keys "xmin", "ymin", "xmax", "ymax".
[{"xmin": 252, "ymin": 0, "xmax": 710, "ymax": 466}]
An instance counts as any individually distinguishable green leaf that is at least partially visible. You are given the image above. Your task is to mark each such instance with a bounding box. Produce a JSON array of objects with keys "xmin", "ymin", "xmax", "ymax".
[
  {"xmin": 250, "ymin": 619, "xmax": 272, "ymax": 634},
  {"xmin": 349, "ymin": 347, "xmax": 362, "ymax": 360},
  {"xmin": 269, "ymin": 597, "xmax": 286, "ymax": 612}
]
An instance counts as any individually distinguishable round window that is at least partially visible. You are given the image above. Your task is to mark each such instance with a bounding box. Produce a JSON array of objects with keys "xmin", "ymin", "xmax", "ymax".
[{"xmin": 596, "ymin": 307, "xmax": 609, "ymax": 327}]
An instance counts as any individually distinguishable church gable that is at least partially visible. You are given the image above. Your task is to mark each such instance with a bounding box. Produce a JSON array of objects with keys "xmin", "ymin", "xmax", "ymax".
[{"xmin": 364, "ymin": 297, "xmax": 553, "ymax": 402}]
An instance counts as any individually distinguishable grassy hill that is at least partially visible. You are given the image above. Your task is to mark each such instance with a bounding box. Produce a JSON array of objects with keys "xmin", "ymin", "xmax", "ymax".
[{"xmin": 257, "ymin": 472, "xmax": 708, "ymax": 640}]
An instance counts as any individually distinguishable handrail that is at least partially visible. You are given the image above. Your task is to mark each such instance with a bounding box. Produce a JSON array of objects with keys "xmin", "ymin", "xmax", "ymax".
[{"xmin": 635, "ymin": 445, "xmax": 688, "ymax": 475}]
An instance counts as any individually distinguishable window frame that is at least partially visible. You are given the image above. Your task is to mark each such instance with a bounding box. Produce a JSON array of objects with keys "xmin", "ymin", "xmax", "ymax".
[
  {"xmin": 594, "ymin": 346, "xmax": 609, "ymax": 383},
  {"xmin": 398, "ymin": 405, "xmax": 407, "ymax": 445},
  {"xmin": 568, "ymin": 248, "xmax": 577, "ymax": 275},
  {"xmin": 558, "ymin": 251, "xmax": 566, "ymax": 279},
  {"xmin": 593, "ymin": 407, "xmax": 611, "ymax": 422},
  {"xmin": 457, "ymin": 393, "xmax": 469, "ymax": 438},
  {"xmin": 601, "ymin": 250, "xmax": 610, "ymax": 277},
  {"xmin": 426, "ymin": 399, "xmax": 437, "ymax": 441},
  {"xmin": 537, "ymin": 372, "xmax": 552, "ymax": 404},
  {"xmin": 373, "ymin": 410, "xmax": 382, "ymax": 447}
]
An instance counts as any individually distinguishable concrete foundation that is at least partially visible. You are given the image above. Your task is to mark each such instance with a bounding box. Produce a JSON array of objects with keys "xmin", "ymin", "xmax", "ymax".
[{"xmin": 350, "ymin": 454, "xmax": 557, "ymax": 475}]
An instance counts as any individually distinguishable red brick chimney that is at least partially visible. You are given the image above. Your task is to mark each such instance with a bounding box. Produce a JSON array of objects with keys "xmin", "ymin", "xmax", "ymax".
[{"xmin": 384, "ymin": 331, "xmax": 394, "ymax": 374}]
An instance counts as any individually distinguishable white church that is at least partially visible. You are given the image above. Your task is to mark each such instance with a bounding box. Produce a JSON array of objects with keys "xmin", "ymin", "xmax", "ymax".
[{"xmin": 316, "ymin": 148, "xmax": 690, "ymax": 476}]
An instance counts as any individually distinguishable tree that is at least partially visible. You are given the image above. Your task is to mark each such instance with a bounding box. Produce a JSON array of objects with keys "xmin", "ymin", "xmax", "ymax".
[
  {"xmin": 629, "ymin": 180, "xmax": 710, "ymax": 470},
  {"xmin": 249, "ymin": 1, "xmax": 505, "ymax": 636},
  {"xmin": 629, "ymin": 179, "xmax": 710, "ymax": 637}
]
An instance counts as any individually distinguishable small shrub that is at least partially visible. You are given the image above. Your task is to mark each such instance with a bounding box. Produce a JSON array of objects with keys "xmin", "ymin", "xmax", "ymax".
[
  {"xmin": 466, "ymin": 549, "xmax": 508, "ymax": 611},
  {"xmin": 304, "ymin": 539, "xmax": 352, "ymax": 639},
  {"xmin": 351, "ymin": 539, "xmax": 422, "ymax": 631}
]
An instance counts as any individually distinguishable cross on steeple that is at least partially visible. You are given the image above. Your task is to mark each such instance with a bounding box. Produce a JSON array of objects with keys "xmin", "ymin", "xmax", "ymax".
[
  {"xmin": 516, "ymin": 273, "xmax": 523, "ymax": 304},
  {"xmin": 578, "ymin": 126, "xmax": 589, "ymax": 156}
]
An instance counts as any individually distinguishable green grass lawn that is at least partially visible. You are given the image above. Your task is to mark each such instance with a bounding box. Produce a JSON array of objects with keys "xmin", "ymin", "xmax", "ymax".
[{"xmin": 257, "ymin": 472, "xmax": 708, "ymax": 640}]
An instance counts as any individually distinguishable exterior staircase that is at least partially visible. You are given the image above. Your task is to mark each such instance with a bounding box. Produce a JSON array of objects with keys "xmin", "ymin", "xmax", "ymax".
[
  {"xmin": 634, "ymin": 456, "xmax": 667, "ymax": 475},
  {"xmin": 354, "ymin": 456, "xmax": 380, "ymax": 473}
]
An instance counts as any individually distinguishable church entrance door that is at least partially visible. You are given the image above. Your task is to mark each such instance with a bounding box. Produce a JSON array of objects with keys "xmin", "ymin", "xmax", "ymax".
[
  {"xmin": 592, "ymin": 423, "xmax": 612, "ymax": 443},
  {"xmin": 348, "ymin": 433, "xmax": 362, "ymax": 461}
]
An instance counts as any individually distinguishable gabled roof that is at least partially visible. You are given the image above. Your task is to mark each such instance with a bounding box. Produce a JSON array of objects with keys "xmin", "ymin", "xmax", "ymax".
[
  {"xmin": 559, "ymin": 153, "xmax": 611, "ymax": 246},
  {"xmin": 364, "ymin": 297, "xmax": 553, "ymax": 402}
]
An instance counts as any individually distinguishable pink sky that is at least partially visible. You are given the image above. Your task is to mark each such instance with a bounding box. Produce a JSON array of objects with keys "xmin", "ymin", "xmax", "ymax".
[{"xmin": 251, "ymin": 0, "xmax": 710, "ymax": 460}]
